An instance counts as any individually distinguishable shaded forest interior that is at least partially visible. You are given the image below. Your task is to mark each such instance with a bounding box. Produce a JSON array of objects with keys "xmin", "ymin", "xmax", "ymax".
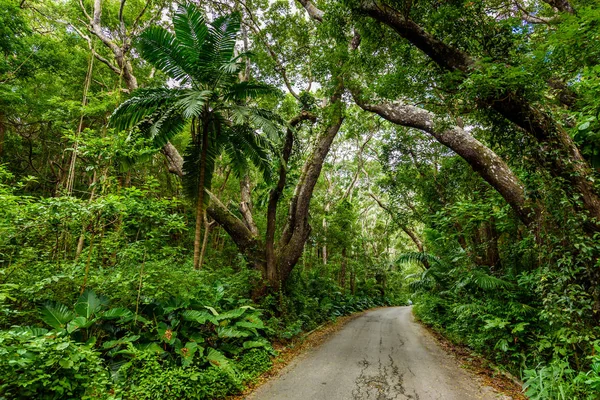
[{"xmin": 1, "ymin": 0, "xmax": 600, "ymax": 398}]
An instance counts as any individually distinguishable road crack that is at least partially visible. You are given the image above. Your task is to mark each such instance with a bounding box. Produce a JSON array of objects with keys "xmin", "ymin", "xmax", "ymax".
[{"xmin": 351, "ymin": 355, "xmax": 418, "ymax": 400}]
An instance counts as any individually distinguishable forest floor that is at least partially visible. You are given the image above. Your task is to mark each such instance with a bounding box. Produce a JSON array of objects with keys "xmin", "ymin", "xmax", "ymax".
[{"xmin": 241, "ymin": 307, "xmax": 521, "ymax": 400}]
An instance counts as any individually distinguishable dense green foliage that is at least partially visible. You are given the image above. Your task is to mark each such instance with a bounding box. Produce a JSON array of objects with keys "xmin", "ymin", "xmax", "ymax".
[{"xmin": 2, "ymin": 0, "xmax": 600, "ymax": 398}]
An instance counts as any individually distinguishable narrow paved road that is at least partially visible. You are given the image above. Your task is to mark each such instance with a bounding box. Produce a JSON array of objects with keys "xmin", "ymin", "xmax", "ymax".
[{"xmin": 247, "ymin": 307, "xmax": 502, "ymax": 400}]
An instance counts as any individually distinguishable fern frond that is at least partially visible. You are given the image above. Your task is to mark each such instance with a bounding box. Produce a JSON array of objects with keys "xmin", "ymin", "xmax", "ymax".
[
  {"xmin": 396, "ymin": 252, "xmax": 441, "ymax": 268},
  {"xmin": 468, "ymin": 271, "xmax": 513, "ymax": 291}
]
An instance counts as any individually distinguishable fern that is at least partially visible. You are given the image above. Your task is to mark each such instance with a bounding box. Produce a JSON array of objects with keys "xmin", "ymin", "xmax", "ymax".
[
  {"xmin": 396, "ymin": 251, "xmax": 441, "ymax": 268},
  {"xmin": 468, "ymin": 271, "xmax": 513, "ymax": 290}
]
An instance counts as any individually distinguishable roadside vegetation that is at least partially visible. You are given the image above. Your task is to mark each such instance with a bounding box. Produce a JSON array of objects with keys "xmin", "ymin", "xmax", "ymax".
[{"xmin": 1, "ymin": 0, "xmax": 600, "ymax": 398}]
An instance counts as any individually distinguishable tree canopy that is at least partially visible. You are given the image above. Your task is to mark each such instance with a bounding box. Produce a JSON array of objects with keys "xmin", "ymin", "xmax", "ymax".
[{"xmin": 1, "ymin": 0, "xmax": 600, "ymax": 398}]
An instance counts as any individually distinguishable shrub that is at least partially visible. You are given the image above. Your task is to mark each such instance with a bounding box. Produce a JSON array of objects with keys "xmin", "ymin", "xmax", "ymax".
[{"xmin": 0, "ymin": 328, "xmax": 112, "ymax": 399}]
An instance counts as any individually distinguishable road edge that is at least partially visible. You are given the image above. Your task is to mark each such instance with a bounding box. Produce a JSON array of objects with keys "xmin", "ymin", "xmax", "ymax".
[
  {"xmin": 413, "ymin": 311, "xmax": 528, "ymax": 400},
  {"xmin": 228, "ymin": 309, "xmax": 371, "ymax": 400}
]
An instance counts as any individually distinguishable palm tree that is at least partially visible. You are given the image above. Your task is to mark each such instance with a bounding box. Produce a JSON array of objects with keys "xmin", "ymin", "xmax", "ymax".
[{"xmin": 110, "ymin": 3, "xmax": 279, "ymax": 269}]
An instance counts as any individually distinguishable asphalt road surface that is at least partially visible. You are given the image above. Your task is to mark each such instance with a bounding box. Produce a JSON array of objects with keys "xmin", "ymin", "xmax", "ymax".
[{"xmin": 247, "ymin": 307, "xmax": 503, "ymax": 400}]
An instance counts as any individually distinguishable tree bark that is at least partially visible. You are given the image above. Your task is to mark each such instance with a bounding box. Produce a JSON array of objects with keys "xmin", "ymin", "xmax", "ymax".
[
  {"xmin": 206, "ymin": 99, "xmax": 343, "ymax": 293},
  {"xmin": 356, "ymin": 97, "xmax": 537, "ymax": 227},
  {"xmin": 274, "ymin": 95, "xmax": 344, "ymax": 286},
  {"xmin": 265, "ymin": 112, "xmax": 316, "ymax": 283},
  {"xmin": 297, "ymin": 0, "xmax": 324, "ymax": 22},
  {"xmin": 542, "ymin": 0, "xmax": 575, "ymax": 13},
  {"xmin": 240, "ymin": 174, "xmax": 259, "ymax": 236},
  {"xmin": 193, "ymin": 123, "xmax": 209, "ymax": 270},
  {"xmin": 206, "ymin": 190, "xmax": 264, "ymax": 270}
]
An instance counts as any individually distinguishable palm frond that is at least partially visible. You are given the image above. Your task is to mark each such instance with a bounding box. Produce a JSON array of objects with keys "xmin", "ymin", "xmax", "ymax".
[
  {"xmin": 408, "ymin": 273, "xmax": 436, "ymax": 291},
  {"xmin": 173, "ymin": 3, "xmax": 208, "ymax": 62},
  {"xmin": 227, "ymin": 105, "xmax": 283, "ymax": 141},
  {"xmin": 222, "ymin": 125, "xmax": 274, "ymax": 183},
  {"xmin": 182, "ymin": 123, "xmax": 220, "ymax": 201},
  {"xmin": 137, "ymin": 26, "xmax": 194, "ymax": 83},
  {"xmin": 146, "ymin": 107, "xmax": 187, "ymax": 148},
  {"xmin": 109, "ymin": 88, "xmax": 176, "ymax": 131},
  {"xmin": 204, "ymin": 12, "xmax": 240, "ymax": 65},
  {"xmin": 224, "ymin": 82, "xmax": 279, "ymax": 102},
  {"xmin": 220, "ymin": 51, "xmax": 253, "ymax": 75},
  {"xmin": 40, "ymin": 302, "xmax": 74, "ymax": 330},
  {"xmin": 175, "ymin": 89, "xmax": 212, "ymax": 119},
  {"xmin": 468, "ymin": 271, "xmax": 513, "ymax": 291}
]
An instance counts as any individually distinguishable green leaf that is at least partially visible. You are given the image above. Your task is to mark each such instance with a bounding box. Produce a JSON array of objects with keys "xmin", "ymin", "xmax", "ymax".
[
  {"xmin": 579, "ymin": 121, "xmax": 591, "ymax": 131},
  {"xmin": 59, "ymin": 358, "xmax": 74, "ymax": 368},
  {"xmin": 181, "ymin": 310, "xmax": 218, "ymax": 325},
  {"xmin": 103, "ymin": 335, "xmax": 140, "ymax": 349},
  {"xmin": 101, "ymin": 307, "xmax": 134, "ymax": 320},
  {"xmin": 40, "ymin": 302, "xmax": 75, "ymax": 330},
  {"xmin": 206, "ymin": 348, "xmax": 232, "ymax": 372},
  {"xmin": 173, "ymin": 3, "xmax": 208, "ymax": 59},
  {"xmin": 75, "ymin": 290, "xmax": 107, "ymax": 319},
  {"xmin": 204, "ymin": 306, "xmax": 219, "ymax": 316},
  {"xmin": 67, "ymin": 316, "xmax": 93, "ymax": 333},
  {"xmin": 178, "ymin": 341, "xmax": 202, "ymax": 366},
  {"xmin": 216, "ymin": 306, "xmax": 253, "ymax": 321},
  {"xmin": 242, "ymin": 340, "xmax": 270, "ymax": 350},
  {"xmin": 56, "ymin": 342, "xmax": 70, "ymax": 351},
  {"xmin": 137, "ymin": 27, "xmax": 194, "ymax": 83},
  {"xmin": 217, "ymin": 326, "xmax": 250, "ymax": 338},
  {"xmin": 175, "ymin": 90, "xmax": 212, "ymax": 119}
]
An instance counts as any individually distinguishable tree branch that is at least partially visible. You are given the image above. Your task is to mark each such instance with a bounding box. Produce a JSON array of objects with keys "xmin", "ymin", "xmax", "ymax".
[
  {"xmin": 296, "ymin": 0, "xmax": 324, "ymax": 22},
  {"xmin": 206, "ymin": 190, "xmax": 263, "ymax": 263},
  {"xmin": 368, "ymin": 192, "xmax": 425, "ymax": 254},
  {"xmin": 240, "ymin": 4, "xmax": 300, "ymax": 99},
  {"xmin": 353, "ymin": 92, "xmax": 536, "ymax": 226}
]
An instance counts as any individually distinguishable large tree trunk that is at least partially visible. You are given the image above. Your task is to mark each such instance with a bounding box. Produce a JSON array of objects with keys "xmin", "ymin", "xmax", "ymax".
[
  {"xmin": 206, "ymin": 191, "xmax": 265, "ymax": 270},
  {"xmin": 206, "ymin": 100, "xmax": 343, "ymax": 294},
  {"xmin": 272, "ymin": 97, "xmax": 344, "ymax": 287},
  {"xmin": 356, "ymin": 98, "xmax": 537, "ymax": 227},
  {"xmin": 240, "ymin": 174, "xmax": 259, "ymax": 236}
]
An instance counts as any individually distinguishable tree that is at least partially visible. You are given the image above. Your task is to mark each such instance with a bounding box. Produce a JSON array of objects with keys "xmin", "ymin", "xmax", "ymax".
[
  {"xmin": 348, "ymin": 0, "xmax": 600, "ymax": 229},
  {"xmin": 110, "ymin": 3, "xmax": 278, "ymax": 269},
  {"xmin": 69, "ymin": 0, "xmax": 186, "ymax": 177}
]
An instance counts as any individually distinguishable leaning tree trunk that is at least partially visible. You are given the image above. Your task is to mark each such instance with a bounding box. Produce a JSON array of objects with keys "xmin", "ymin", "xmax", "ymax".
[
  {"xmin": 355, "ymin": 97, "xmax": 538, "ymax": 227},
  {"xmin": 356, "ymin": 1, "xmax": 600, "ymax": 229}
]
